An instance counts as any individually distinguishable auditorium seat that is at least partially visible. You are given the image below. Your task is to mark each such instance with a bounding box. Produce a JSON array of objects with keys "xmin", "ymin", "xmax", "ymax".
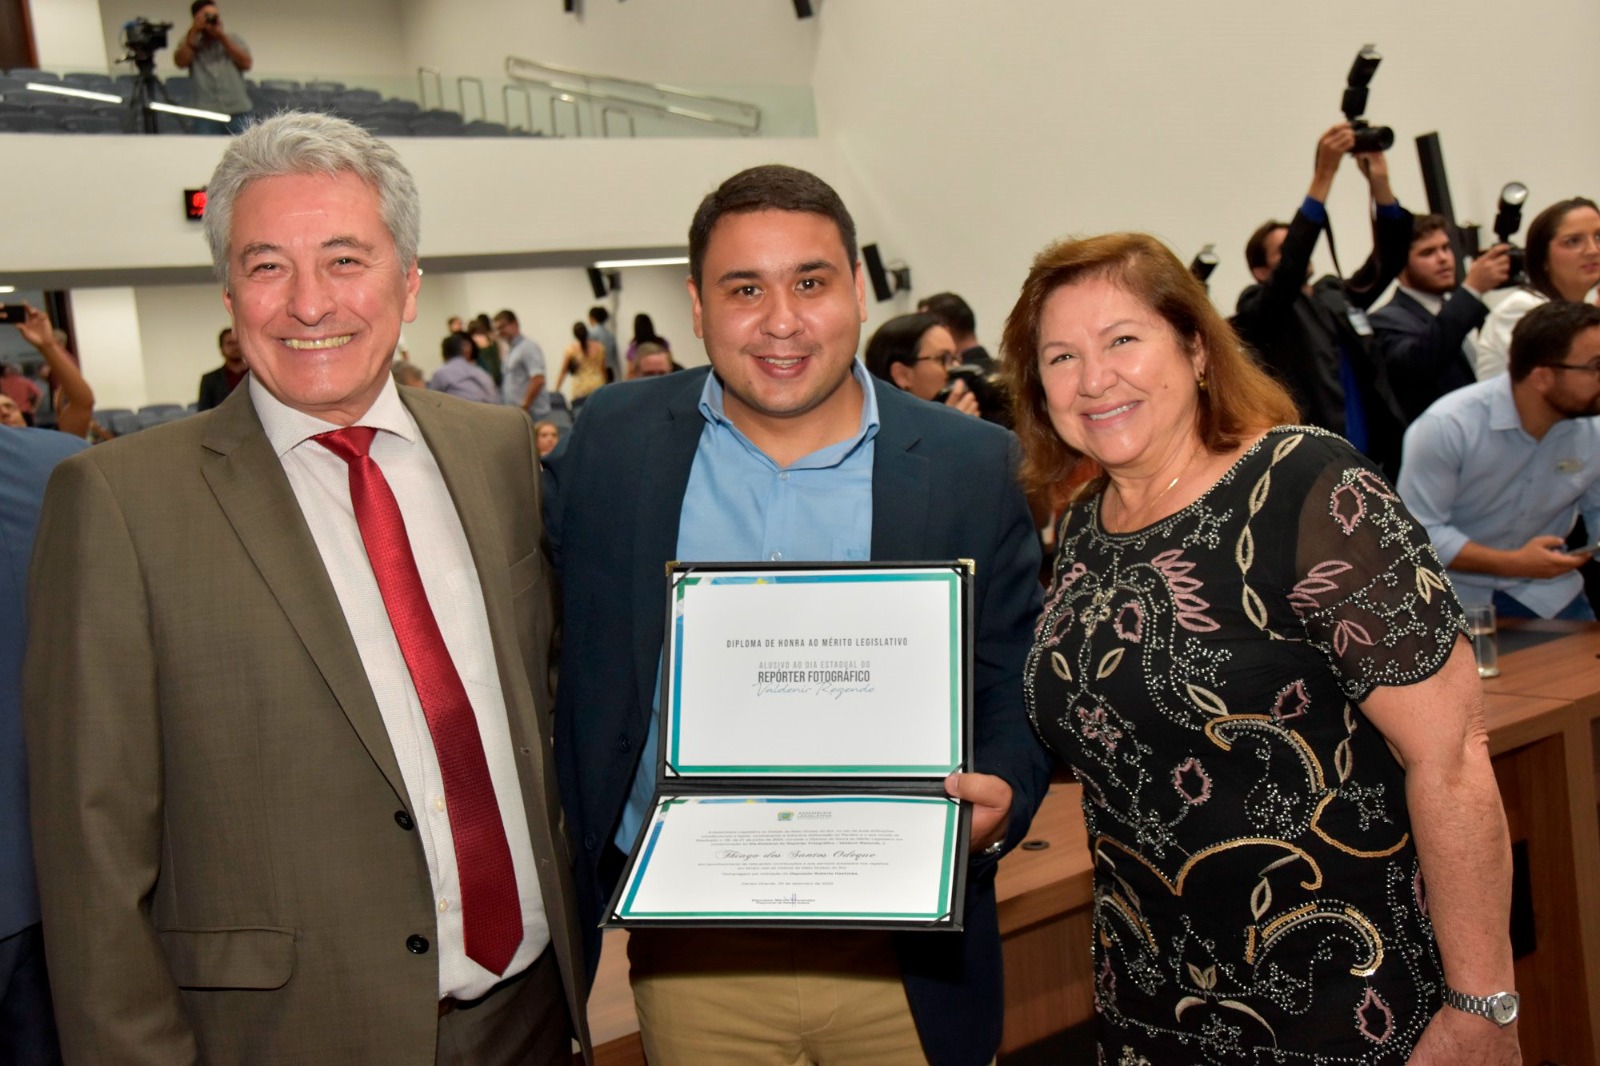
[
  {"xmin": 60, "ymin": 114, "xmax": 122, "ymax": 133},
  {"xmin": 0, "ymin": 113, "xmax": 58, "ymax": 132},
  {"xmin": 61, "ymin": 72, "xmax": 117, "ymax": 94},
  {"xmin": 464, "ymin": 120, "xmax": 510, "ymax": 137},
  {"xmin": 5, "ymin": 68, "xmax": 59, "ymax": 82}
]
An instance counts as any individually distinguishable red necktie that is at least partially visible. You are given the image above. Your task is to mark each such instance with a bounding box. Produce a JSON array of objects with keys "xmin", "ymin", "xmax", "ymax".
[{"xmin": 316, "ymin": 426, "xmax": 522, "ymax": 976}]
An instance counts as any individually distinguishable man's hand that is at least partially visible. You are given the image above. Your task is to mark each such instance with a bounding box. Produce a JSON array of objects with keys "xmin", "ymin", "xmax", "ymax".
[
  {"xmin": 1465, "ymin": 245, "xmax": 1513, "ymax": 295},
  {"xmin": 945, "ymin": 772, "xmax": 1013, "ymax": 854},
  {"xmin": 1309, "ymin": 124, "xmax": 1354, "ymax": 202},
  {"xmin": 17, "ymin": 304, "xmax": 57, "ymax": 352},
  {"xmin": 1355, "ymin": 148, "xmax": 1396, "ymax": 205},
  {"xmin": 1407, "ymin": 1007, "xmax": 1520, "ymax": 1065},
  {"xmin": 1509, "ymin": 535, "xmax": 1588, "ymax": 579},
  {"xmin": 942, "ymin": 378, "xmax": 981, "ymax": 417}
]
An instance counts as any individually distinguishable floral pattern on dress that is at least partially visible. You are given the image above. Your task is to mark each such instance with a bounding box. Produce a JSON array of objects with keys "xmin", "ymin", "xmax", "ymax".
[{"xmin": 1026, "ymin": 427, "xmax": 1467, "ymax": 1064}]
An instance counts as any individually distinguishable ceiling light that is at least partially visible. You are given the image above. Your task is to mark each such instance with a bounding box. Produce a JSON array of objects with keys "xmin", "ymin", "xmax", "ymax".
[{"xmin": 28, "ymin": 82, "xmax": 121, "ymax": 103}]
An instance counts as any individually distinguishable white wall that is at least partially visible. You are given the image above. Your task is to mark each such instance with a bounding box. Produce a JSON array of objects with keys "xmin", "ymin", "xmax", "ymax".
[
  {"xmin": 73, "ymin": 287, "xmax": 147, "ymax": 408},
  {"xmin": 133, "ymin": 281, "xmax": 227, "ymax": 408},
  {"xmin": 395, "ymin": 0, "xmax": 819, "ymax": 91},
  {"xmin": 29, "ymin": 0, "xmax": 111, "ymax": 70},
  {"xmin": 811, "ymin": 0, "xmax": 1600, "ymax": 351}
]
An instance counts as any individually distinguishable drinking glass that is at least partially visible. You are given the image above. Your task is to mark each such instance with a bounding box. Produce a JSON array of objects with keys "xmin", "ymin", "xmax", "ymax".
[{"xmin": 1465, "ymin": 604, "xmax": 1499, "ymax": 679}]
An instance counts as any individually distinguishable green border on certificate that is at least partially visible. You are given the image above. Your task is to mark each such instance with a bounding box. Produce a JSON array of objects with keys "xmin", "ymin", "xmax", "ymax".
[
  {"xmin": 667, "ymin": 570, "xmax": 962, "ymax": 775},
  {"xmin": 618, "ymin": 796, "xmax": 960, "ymax": 921}
]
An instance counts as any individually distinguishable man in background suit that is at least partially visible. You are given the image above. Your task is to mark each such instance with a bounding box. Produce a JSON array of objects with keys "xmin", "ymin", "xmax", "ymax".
[
  {"xmin": 1372, "ymin": 213, "xmax": 1512, "ymax": 421},
  {"xmin": 196, "ymin": 326, "xmax": 248, "ymax": 410},
  {"xmin": 544, "ymin": 164, "xmax": 1051, "ymax": 1066},
  {"xmin": 26, "ymin": 112, "xmax": 588, "ymax": 1065},
  {"xmin": 1, "ymin": 424, "xmax": 85, "ymax": 1066}
]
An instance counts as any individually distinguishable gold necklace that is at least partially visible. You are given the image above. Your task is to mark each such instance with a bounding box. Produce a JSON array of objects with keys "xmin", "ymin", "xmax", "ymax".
[{"xmin": 1107, "ymin": 443, "xmax": 1206, "ymax": 532}]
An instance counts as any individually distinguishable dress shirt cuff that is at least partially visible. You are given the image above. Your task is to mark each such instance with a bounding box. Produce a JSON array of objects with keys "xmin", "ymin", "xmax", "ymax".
[
  {"xmin": 1299, "ymin": 197, "xmax": 1328, "ymax": 225},
  {"xmin": 1432, "ymin": 528, "xmax": 1471, "ymax": 569}
]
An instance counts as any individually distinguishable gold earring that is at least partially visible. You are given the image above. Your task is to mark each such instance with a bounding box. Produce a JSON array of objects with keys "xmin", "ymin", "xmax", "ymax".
[{"xmin": 1197, "ymin": 374, "xmax": 1208, "ymax": 392}]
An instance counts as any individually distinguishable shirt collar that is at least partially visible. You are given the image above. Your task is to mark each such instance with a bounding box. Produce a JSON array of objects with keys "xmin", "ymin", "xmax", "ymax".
[
  {"xmin": 696, "ymin": 359, "xmax": 881, "ymax": 467},
  {"xmin": 1399, "ymin": 285, "xmax": 1446, "ymax": 316},
  {"xmin": 250, "ymin": 375, "xmax": 418, "ymax": 458},
  {"xmin": 1486, "ymin": 373, "xmax": 1523, "ymax": 433}
]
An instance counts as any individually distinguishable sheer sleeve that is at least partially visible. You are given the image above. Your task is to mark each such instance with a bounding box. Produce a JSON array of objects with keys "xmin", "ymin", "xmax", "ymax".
[{"xmin": 1289, "ymin": 442, "xmax": 1468, "ymax": 700}]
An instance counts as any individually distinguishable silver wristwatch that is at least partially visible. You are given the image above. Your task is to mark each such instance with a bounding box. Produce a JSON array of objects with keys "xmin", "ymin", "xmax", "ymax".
[{"xmin": 1441, "ymin": 986, "xmax": 1520, "ymax": 1027}]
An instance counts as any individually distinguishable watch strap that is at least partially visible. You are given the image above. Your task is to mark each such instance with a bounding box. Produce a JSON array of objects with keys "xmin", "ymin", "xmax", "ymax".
[{"xmin": 1442, "ymin": 985, "xmax": 1519, "ymax": 1027}]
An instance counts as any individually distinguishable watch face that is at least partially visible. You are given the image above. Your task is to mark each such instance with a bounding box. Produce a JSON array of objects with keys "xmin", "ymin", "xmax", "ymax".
[{"xmin": 1490, "ymin": 993, "xmax": 1520, "ymax": 1026}]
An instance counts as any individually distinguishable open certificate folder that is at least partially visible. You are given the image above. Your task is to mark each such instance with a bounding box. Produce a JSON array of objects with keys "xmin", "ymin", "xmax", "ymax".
[{"xmin": 605, "ymin": 563, "xmax": 974, "ymax": 930}]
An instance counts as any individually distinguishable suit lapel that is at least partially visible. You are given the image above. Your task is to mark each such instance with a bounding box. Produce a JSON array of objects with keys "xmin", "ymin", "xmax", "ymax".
[
  {"xmin": 632, "ymin": 373, "xmax": 711, "ymax": 716},
  {"xmin": 869, "ymin": 380, "xmax": 932, "ymax": 560},
  {"xmin": 199, "ymin": 387, "xmax": 410, "ymax": 804}
]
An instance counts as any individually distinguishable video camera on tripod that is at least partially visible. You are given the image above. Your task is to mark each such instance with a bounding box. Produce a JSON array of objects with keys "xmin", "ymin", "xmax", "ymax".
[{"xmin": 121, "ymin": 17, "xmax": 173, "ymax": 68}]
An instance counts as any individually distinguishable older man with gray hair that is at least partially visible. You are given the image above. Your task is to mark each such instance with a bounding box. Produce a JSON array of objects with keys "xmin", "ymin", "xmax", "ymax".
[{"xmin": 24, "ymin": 111, "xmax": 590, "ymax": 1065}]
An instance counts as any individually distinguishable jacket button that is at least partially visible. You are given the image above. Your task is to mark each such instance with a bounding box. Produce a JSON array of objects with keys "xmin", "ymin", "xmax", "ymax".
[
  {"xmin": 406, "ymin": 934, "xmax": 430, "ymax": 954},
  {"xmin": 620, "ymin": 735, "xmax": 631, "ymax": 753},
  {"xmin": 394, "ymin": 810, "xmax": 414, "ymax": 831},
  {"xmin": 583, "ymin": 833, "xmax": 596, "ymax": 850}
]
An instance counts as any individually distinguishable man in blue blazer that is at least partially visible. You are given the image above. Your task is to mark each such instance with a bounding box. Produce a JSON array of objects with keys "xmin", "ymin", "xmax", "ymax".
[{"xmin": 544, "ymin": 164, "xmax": 1051, "ymax": 1066}]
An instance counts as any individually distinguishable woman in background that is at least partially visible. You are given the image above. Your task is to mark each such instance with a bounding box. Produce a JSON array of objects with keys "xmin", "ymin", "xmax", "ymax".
[
  {"xmin": 557, "ymin": 321, "xmax": 607, "ymax": 409},
  {"xmin": 624, "ymin": 313, "xmax": 669, "ymax": 376},
  {"xmin": 1476, "ymin": 196, "xmax": 1600, "ymax": 377},
  {"xmin": 1005, "ymin": 232, "xmax": 1519, "ymax": 1064},
  {"xmin": 534, "ymin": 420, "xmax": 560, "ymax": 457},
  {"xmin": 862, "ymin": 312, "xmax": 979, "ymax": 416}
]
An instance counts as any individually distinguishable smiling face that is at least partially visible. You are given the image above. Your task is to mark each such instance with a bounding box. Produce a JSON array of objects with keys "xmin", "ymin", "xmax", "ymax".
[
  {"xmin": 1036, "ymin": 276, "xmax": 1207, "ymax": 478},
  {"xmin": 688, "ymin": 209, "xmax": 867, "ymax": 452},
  {"xmin": 1545, "ymin": 206, "xmax": 1600, "ymax": 302},
  {"xmin": 223, "ymin": 170, "xmax": 419, "ymax": 426},
  {"xmin": 0, "ymin": 394, "xmax": 22, "ymax": 428}
]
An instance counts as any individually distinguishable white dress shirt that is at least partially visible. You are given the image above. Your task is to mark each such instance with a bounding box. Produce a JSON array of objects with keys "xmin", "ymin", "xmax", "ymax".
[{"xmin": 250, "ymin": 377, "xmax": 549, "ymax": 999}]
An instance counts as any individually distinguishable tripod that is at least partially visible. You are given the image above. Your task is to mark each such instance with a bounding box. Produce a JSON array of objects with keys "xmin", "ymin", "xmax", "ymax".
[{"xmin": 123, "ymin": 54, "xmax": 188, "ymax": 135}]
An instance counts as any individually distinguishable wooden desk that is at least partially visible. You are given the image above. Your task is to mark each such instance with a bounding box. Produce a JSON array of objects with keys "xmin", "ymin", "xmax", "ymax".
[{"xmin": 1479, "ymin": 623, "xmax": 1600, "ymax": 1065}]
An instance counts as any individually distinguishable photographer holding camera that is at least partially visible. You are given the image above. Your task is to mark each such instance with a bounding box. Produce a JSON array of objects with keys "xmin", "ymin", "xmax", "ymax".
[
  {"xmin": 1371, "ymin": 215, "xmax": 1512, "ymax": 421},
  {"xmin": 864, "ymin": 312, "xmax": 981, "ymax": 417},
  {"xmin": 174, "ymin": 1, "xmax": 253, "ymax": 135},
  {"xmin": 1234, "ymin": 122, "xmax": 1412, "ymax": 475}
]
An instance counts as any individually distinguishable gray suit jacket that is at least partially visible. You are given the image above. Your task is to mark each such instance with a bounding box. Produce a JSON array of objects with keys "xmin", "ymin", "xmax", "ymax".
[{"xmin": 25, "ymin": 385, "xmax": 589, "ymax": 1065}]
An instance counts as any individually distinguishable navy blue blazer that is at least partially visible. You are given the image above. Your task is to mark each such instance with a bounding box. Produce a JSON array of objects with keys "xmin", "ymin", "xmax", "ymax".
[
  {"xmin": 1370, "ymin": 287, "xmax": 1487, "ymax": 422},
  {"xmin": 544, "ymin": 367, "xmax": 1051, "ymax": 1066},
  {"xmin": 0, "ymin": 427, "xmax": 87, "ymax": 938}
]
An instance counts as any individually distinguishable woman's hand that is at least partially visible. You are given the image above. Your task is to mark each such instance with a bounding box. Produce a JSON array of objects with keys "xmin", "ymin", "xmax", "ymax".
[
  {"xmin": 1408, "ymin": 1007, "xmax": 1519, "ymax": 1065},
  {"xmin": 942, "ymin": 378, "xmax": 980, "ymax": 417}
]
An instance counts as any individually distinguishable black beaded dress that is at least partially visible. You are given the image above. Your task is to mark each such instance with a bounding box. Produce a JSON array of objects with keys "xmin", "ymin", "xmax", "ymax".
[{"xmin": 1025, "ymin": 428, "xmax": 1468, "ymax": 1064}]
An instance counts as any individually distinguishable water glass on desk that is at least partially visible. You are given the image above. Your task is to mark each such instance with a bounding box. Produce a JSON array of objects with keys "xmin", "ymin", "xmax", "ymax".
[{"xmin": 1466, "ymin": 604, "xmax": 1499, "ymax": 678}]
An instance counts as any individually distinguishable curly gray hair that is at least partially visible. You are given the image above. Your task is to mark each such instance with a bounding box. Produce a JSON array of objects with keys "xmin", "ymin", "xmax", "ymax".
[{"xmin": 202, "ymin": 111, "xmax": 420, "ymax": 287}]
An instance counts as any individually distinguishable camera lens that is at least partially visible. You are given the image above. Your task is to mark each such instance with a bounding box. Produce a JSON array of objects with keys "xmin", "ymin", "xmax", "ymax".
[{"xmin": 1351, "ymin": 125, "xmax": 1394, "ymax": 153}]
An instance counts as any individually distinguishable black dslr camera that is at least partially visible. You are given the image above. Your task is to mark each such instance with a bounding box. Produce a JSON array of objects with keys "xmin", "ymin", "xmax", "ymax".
[
  {"xmin": 121, "ymin": 17, "xmax": 173, "ymax": 63},
  {"xmin": 934, "ymin": 362, "xmax": 1012, "ymax": 428},
  {"xmin": 1492, "ymin": 182, "xmax": 1530, "ymax": 288},
  {"xmin": 1341, "ymin": 45, "xmax": 1394, "ymax": 153}
]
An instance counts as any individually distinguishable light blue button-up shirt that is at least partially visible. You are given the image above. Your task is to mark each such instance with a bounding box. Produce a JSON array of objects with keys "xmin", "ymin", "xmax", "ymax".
[
  {"xmin": 614, "ymin": 361, "xmax": 881, "ymax": 852},
  {"xmin": 1398, "ymin": 373, "xmax": 1600, "ymax": 617}
]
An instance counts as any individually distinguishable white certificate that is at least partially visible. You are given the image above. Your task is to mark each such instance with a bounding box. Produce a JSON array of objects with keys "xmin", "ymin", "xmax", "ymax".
[
  {"xmin": 615, "ymin": 794, "xmax": 962, "ymax": 922},
  {"xmin": 664, "ymin": 567, "xmax": 964, "ymax": 776}
]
